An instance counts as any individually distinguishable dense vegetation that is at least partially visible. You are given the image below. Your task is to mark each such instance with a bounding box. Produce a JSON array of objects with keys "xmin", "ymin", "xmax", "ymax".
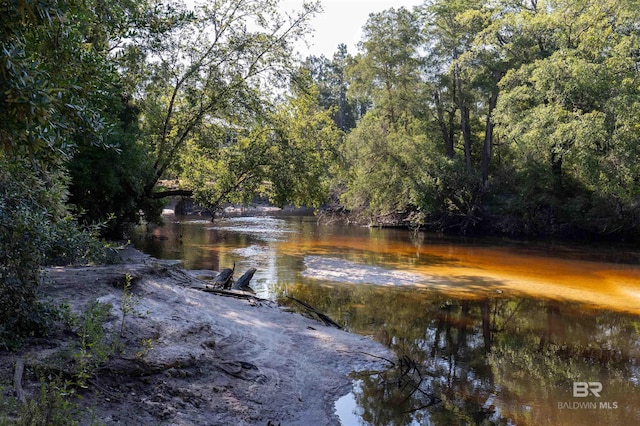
[
  {"xmin": 0, "ymin": 0, "xmax": 326, "ymax": 345},
  {"xmin": 309, "ymin": 0, "xmax": 640, "ymax": 239},
  {"xmin": 1, "ymin": 0, "xmax": 639, "ymax": 343}
]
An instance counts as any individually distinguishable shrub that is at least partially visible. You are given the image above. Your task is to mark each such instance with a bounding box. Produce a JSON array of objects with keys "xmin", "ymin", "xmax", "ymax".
[{"xmin": 0, "ymin": 157, "xmax": 114, "ymax": 348}]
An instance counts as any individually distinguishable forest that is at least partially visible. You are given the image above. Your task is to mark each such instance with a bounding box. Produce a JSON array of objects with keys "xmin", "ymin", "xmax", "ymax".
[
  {"xmin": 1, "ymin": 0, "xmax": 640, "ymax": 342},
  {"xmin": 310, "ymin": 0, "xmax": 640, "ymax": 239}
]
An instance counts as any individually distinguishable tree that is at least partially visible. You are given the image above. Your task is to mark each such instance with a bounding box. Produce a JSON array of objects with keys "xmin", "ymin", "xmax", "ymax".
[
  {"xmin": 178, "ymin": 83, "xmax": 341, "ymax": 216},
  {"xmin": 0, "ymin": 0, "xmax": 134, "ymax": 160},
  {"xmin": 338, "ymin": 5, "xmax": 487, "ymax": 231},
  {"xmin": 67, "ymin": 95, "xmax": 163, "ymax": 236},
  {"xmin": 302, "ymin": 44, "xmax": 360, "ymax": 132},
  {"xmin": 349, "ymin": 7, "xmax": 424, "ymax": 132},
  {"xmin": 493, "ymin": 0, "xmax": 640, "ymax": 235},
  {"xmin": 129, "ymin": 0, "xmax": 322, "ymax": 202},
  {"xmin": 340, "ymin": 111, "xmax": 437, "ymax": 225},
  {"xmin": 0, "ymin": 0, "xmax": 142, "ymax": 344},
  {"xmin": 62, "ymin": 0, "xmax": 166, "ymax": 235},
  {"xmin": 338, "ymin": 7, "xmax": 434, "ymax": 224},
  {"xmin": 426, "ymin": 0, "xmax": 485, "ymax": 171}
]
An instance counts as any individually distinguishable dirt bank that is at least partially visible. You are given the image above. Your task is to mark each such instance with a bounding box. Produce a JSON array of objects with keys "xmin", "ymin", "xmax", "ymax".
[{"xmin": 2, "ymin": 247, "xmax": 393, "ymax": 425}]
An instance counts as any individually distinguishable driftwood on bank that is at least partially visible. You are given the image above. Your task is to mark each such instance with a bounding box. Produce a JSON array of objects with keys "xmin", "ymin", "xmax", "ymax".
[
  {"xmin": 214, "ymin": 264, "xmax": 235, "ymax": 289},
  {"xmin": 286, "ymin": 296, "xmax": 342, "ymax": 329},
  {"xmin": 232, "ymin": 267, "xmax": 256, "ymax": 292},
  {"xmin": 200, "ymin": 287, "xmax": 272, "ymax": 306},
  {"xmin": 201, "ymin": 287, "xmax": 256, "ymax": 299}
]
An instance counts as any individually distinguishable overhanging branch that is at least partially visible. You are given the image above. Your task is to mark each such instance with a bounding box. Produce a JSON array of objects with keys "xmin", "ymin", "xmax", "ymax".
[{"xmin": 151, "ymin": 189, "xmax": 194, "ymax": 199}]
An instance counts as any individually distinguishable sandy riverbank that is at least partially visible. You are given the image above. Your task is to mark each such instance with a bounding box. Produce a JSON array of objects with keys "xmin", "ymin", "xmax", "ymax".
[{"xmin": 2, "ymin": 247, "xmax": 393, "ymax": 425}]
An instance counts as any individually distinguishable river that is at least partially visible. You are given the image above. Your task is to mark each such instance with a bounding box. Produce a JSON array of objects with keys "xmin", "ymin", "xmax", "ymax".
[{"xmin": 132, "ymin": 213, "xmax": 640, "ymax": 425}]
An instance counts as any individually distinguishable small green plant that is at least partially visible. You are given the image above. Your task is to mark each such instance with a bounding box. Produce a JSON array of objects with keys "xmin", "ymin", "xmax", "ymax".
[
  {"xmin": 0, "ymin": 379, "xmax": 80, "ymax": 426},
  {"xmin": 74, "ymin": 301, "xmax": 112, "ymax": 388},
  {"xmin": 1, "ymin": 300, "xmax": 114, "ymax": 425},
  {"xmin": 56, "ymin": 301, "xmax": 80, "ymax": 329},
  {"xmin": 120, "ymin": 274, "xmax": 140, "ymax": 337},
  {"xmin": 135, "ymin": 338, "xmax": 155, "ymax": 359}
]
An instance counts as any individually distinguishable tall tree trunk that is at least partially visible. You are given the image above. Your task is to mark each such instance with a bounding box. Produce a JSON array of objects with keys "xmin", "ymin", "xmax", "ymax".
[
  {"xmin": 551, "ymin": 146, "xmax": 563, "ymax": 191},
  {"xmin": 481, "ymin": 89, "xmax": 499, "ymax": 184},
  {"xmin": 434, "ymin": 90, "xmax": 454, "ymax": 158},
  {"xmin": 337, "ymin": 87, "xmax": 346, "ymax": 131},
  {"xmin": 385, "ymin": 79, "xmax": 397, "ymax": 131},
  {"xmin": 482, "ymin": 70, "xmax": 503, "ymax": 185},
  {"xmin": 336, "ymin": 73, "xmax": 348, "ymax": 131},
  {"xmin": 454, "ymin": 60, "xmax": 472, "ymax": 171}
]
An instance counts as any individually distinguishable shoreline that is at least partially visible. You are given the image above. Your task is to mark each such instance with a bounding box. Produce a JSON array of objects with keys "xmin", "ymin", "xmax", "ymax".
[{"xmin": 1, "ymin": 247, "xmax": 393, "ymax": 425}]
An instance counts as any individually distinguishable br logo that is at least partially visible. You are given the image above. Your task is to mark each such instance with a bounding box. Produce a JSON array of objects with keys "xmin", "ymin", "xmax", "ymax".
[{"xmin": 573, "ymin": 382, "xmax": 602, "ymax": 397}]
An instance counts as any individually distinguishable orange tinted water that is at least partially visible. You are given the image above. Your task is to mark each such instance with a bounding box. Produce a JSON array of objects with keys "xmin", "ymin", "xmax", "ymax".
[
  {"xmin": 276, "ymin": 227, "xmax": 640, "ymax": 314},
  {"xmin": 133, "ymin": 215, "xmax": 640, "ymax": 425},
  {"xmin": 137, "ymin": 216, "xmax": 640, "ymax": 312}
]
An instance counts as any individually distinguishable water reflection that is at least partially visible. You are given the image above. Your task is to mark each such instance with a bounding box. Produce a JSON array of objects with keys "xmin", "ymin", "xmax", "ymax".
[
  {"xmin": 276, "ymin": 282, "xmax": 640, "ymax": 425},
  {"xmin": 132, "ymin": 214, "xmax": 640, "ymax": 425}
]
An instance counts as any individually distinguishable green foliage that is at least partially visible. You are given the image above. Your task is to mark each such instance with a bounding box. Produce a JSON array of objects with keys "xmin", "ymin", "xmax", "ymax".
[
  {"xmin": 268, "ymin": 86, "xmax": 342, "ymax": 208},
  {"xmin": 180, "ymin": 85, "xmax": 341, "ymax": 213},
  {"xmin": 67, "ymin": 97, "xmax": 163, "ymax": 237},
  {"xmin": 491, "ymin": 0, "xmax": 640, "ymax": 236},
  {"xmin": 135, "ymin": 338, "xmax": 155, "ymax": 360},
  {"xmin": 1, "ymin": 379, "xmax": 81, "ymax": 426},
  {"xmin": 180, "ymin": 129, "xmax": 270, "ymax": 215},
  {"xmin": 326, "ymin": 0, "xmax": 640, "ymax": 237},
  {"xmin": 0, "ymin": 0, "xmax": 127, "ymax": 160},
  {"xmin": 0, "ymin": 0, "xmax": 158, "ymax": 238},
  {"xmin": 348, "ymin": 6, "xmax": 425, "ymax": 131},
  {"xmin": 340, "ymin": 110, "xmax": 483, "ymax": 232},
  {"xmin": 340, "ymin": 113, "xmax": 429, "ymax": 221},
  {"xmin": 120, "ymin": 274, "xmax": 141, "ymax": 337},
  {"xmin": 44, "ymin": 220, "xmax": 120, "ymax": 267},
  {"xmin": 0, "ymin": 301, "xmax": 113, "ymax": 424},
  {"xmin": 0, "ymin": 158, "xmax": 66, "ymax": 348},
  {"xmin": 74, "ymin": 301, "xmax": 113, "ymax": 388},
  {"xmin": 0, "ymin": 0, "xmax": 154, "ymax": 347},
  {"xmin": 301, "ymin": 44, "xmax": 364, "ymax": 132},
  {"xmin": 134, "ymin": 0, "xmax": 322, "ymax": 198},
  {"xmin": 0, "ymin": 157, "xmax": 114, "ymax": 348},
  {"xmin": 35, "ymin": 300, "xmax": 114, "ymax": 391}
]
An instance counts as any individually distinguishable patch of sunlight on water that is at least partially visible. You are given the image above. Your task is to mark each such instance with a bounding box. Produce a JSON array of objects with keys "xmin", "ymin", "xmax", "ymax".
[
  {"xmin": 302, "ymin": 256, "xmax": 435, "ymax": 286},
  {"xmin": 207, "ymin": 217, "xmax": 294, "ymax": 242}
]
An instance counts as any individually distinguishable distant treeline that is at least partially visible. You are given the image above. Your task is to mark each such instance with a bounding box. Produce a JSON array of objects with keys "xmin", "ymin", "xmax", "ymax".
[{"xmin": 305, "ymin": 0, "xmax": 640, "ymax": 240}]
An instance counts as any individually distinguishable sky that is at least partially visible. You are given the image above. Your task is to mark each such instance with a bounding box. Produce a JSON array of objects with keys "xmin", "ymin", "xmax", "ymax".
[{"xmin": 279, "ymin": 0, "xmax": 423, "ymax": 59}]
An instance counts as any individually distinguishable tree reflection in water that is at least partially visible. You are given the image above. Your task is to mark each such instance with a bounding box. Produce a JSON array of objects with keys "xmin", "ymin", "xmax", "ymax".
[
  {"xmin": 132, "ymin": 216, "xmax": 640, "ymax": 425},
  {"xmin": 276, "ymin": 282, "xmax": 640, "ymax": 426}
]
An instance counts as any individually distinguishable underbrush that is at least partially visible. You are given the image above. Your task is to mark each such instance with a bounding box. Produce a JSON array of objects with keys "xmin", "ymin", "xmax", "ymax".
[
  {"xmin": 0, "ymin": 157, "xmax": 119, "ymax": 350},
  {"xmin": 0, "ymin": 278, "xmax": 144, "ymax": 425}
]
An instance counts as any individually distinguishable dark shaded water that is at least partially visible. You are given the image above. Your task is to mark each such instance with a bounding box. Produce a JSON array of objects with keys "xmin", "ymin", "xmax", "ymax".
[{"xmin": 132, "ymin": 214, "xmax": 640, "ymax": 425}]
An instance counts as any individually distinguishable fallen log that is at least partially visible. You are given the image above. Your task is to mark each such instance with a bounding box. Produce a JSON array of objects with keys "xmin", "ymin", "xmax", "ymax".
[
  {"xmin": 286, "ymin": 296, "xmax": 342, "ymax": 329},
  {"xmin": 201, "ymin": 287, "xmax": 255, "ymax": 299},
  {"xmin": 200, "ymin": 287, "xmax": 271, "ymax": 304}
]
